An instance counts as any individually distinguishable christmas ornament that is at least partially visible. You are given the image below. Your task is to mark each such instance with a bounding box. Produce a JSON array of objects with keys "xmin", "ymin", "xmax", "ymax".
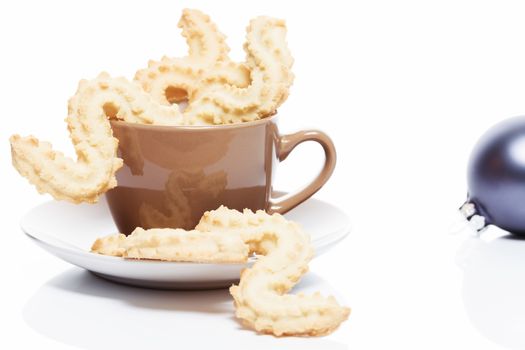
[{"xmin": 461, "ymin": 115, "xmax": 525, "ymax": 236}]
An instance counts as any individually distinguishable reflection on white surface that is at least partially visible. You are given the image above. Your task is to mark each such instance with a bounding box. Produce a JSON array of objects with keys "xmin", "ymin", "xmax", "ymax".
[
  {"xmin": 23, "ymin": 268, "xmax": 348, "ymax": 350},
  {"xmin": 457, "ymin": 234, "xmax": 525, "ymax": 349}
]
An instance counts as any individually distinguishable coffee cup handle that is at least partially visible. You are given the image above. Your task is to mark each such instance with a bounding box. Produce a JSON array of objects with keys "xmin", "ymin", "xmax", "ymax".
[{"xmin": 268, "ymin": 130, "xmax": 337, "ymax": 214}]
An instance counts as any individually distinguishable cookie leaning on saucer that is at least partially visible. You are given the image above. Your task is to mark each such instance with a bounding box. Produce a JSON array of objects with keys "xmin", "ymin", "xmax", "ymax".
[
  {"xmin": 92, "ymin": 206, "xmax": 350, "ymax": 337},
  {"xmin": 92, "ymin": 226, "xmax": 249, "ymax": 263},
  {"xmin": 197, "ymin": 206, "xmax": 350, "ymax": 337}
]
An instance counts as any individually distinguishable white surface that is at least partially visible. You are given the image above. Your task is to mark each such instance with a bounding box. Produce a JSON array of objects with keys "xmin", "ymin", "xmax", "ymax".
[
  {"xmin": 20, "ymin": 197, "xmax": 350, "ymax": 289},
  {"xmin": 3, "ymin": 0, "xmax": 525, "ymax": 349}
]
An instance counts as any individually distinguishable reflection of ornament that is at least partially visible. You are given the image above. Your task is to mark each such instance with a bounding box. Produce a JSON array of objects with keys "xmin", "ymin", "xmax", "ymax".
[
  {"xmin": 457, "ymin": 237, "xmax": 525, "ymax": 349},
  {"xmin": 461, "ymin": 116, "xmax": 525, "ymax": 236}
]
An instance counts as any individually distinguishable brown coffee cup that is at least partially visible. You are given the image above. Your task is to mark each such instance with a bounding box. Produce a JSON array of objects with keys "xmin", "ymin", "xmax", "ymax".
[{"xmin": 106, "ymin": 115, "xmax": 336, "ymax": 235}]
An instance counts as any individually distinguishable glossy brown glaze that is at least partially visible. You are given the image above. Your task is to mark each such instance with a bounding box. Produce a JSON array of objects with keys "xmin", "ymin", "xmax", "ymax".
[{"xmin": 106, "ymin": 115, "xmax": 336, "ymax": 234}]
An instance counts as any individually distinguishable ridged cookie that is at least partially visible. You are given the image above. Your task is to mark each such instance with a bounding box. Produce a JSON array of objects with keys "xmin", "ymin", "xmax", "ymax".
[
  {"xmin": 197, "ymin": 206, "xmax": 350, "ymax": 336},
  {"xmin": 134, "ymin": 9, "xmax": 250, "ymax": 107},
  {"xmin": 186, "ymin": 16, "xmax": 294, "ymax": 125},
  {"xmin": 10, "ymin": 72, "xmax": 188, "ymax": 203},
  {"xmin": 92, "ymin": 226, "xmax": 249, "ymax": 263}
]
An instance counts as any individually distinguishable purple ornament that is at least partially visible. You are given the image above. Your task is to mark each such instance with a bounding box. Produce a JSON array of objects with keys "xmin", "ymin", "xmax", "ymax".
[{"xmin": 462, "ymin": 115, "xmax": 525, "ymax": 236}]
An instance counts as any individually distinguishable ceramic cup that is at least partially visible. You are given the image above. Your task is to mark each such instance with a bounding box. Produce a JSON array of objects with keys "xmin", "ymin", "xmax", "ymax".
[{"xmin": 106, "ymin": 115, "xmax": 336, "ymax": 234}]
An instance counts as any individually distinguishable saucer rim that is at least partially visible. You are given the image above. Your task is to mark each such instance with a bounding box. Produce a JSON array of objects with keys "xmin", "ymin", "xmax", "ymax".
[{"xmin": 20, "ymin": 197, "xmax": 351, "ymax": 268}]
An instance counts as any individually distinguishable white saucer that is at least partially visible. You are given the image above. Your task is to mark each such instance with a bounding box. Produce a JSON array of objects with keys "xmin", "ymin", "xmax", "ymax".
[{"xmin": 20, "ymin": 196, "xmax": 351, "ymax": 289}]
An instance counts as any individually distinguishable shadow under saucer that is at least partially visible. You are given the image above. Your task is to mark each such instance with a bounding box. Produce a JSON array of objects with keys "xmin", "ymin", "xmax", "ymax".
[
  {"xmin": 23, "ymin": 267, "xmax": 349, "ymax": 350},
  {"xmin": 456, "ymin": 233, "xmax": 525, "ymax": 350}
]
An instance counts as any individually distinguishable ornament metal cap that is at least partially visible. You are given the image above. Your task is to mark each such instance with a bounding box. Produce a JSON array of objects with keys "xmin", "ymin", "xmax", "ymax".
[{"xmin": 459, "ymin": 201, "xmax": 487, "ymax": 232}]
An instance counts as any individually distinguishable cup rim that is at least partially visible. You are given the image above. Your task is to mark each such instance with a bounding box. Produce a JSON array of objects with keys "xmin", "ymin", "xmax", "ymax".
[{"xmin": 110, "ymin": 113, "xmax": 278, "ymax": 131}]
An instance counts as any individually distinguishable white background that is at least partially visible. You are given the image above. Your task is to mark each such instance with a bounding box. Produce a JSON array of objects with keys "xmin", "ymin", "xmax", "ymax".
[{"xmin": 2, "ymin": 0, "xmax": 525, "ymax": 349}]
